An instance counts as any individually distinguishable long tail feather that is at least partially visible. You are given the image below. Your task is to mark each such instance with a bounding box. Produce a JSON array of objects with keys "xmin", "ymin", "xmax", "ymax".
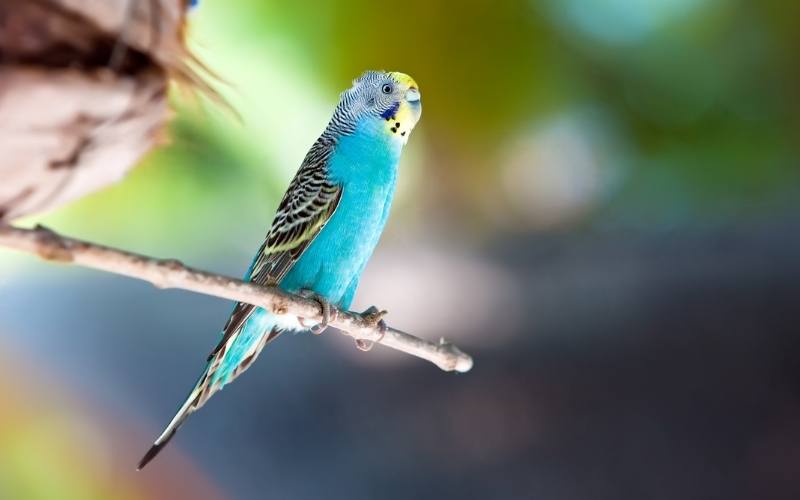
[
  {"xmin": 137, "ymin": 311, "xmax": 282, "ymax": 470},
  {"xmin": 137, "ymin": 376, "xmax": 204, "ymax": 470}
]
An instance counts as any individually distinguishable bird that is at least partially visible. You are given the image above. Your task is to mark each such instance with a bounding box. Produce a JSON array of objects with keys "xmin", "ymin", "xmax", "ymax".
[{"xmin": 137, "ymin": 70, "xmax": 422, "ymax": 469}]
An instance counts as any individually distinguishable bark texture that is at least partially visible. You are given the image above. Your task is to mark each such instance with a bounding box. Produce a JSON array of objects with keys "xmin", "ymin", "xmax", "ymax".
[{"xmin": 0, "ymin": 0, "xmax": 190, "ymax": 220}]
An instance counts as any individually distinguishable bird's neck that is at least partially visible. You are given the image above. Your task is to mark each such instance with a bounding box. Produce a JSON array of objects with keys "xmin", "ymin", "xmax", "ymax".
[{"xmin": 327, "ymin": 118, "xmax": 402, "ymax": 186}]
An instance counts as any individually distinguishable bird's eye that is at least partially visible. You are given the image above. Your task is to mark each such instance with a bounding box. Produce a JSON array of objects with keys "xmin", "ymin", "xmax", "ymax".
[{"xmin": 381, "ymin": 84, "xmax": 393, "ymax": 94}]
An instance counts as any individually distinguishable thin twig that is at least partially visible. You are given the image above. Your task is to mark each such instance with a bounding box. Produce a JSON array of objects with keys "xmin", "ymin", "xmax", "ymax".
[{"xmin": 0, "ymin": 224, "xmax": 473, "ymax": 373}]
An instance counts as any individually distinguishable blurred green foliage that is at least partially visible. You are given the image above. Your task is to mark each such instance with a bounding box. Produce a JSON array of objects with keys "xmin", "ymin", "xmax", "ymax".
[{"xmin": 31, "ymin": 0, "xmax": 800, "ymax": 251}]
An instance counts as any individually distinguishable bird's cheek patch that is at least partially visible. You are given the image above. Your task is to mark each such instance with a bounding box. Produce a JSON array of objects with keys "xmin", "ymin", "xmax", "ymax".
[
  {"xmin": 380, "ymin": 102, "xmax": 400, "ymax": 121},
  {"xmin": 384, "ymin": 102, "xmax": 418, "ymax": 141}
]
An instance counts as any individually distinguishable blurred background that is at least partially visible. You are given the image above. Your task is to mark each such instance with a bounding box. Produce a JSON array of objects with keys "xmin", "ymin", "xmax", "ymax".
[{"xmin": 2, "ymin": 0, "xmax": 800, "ymax": 498}]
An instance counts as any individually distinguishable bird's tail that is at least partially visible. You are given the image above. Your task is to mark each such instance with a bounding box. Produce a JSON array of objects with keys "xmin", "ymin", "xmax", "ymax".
[
  {"xmin": 137, "ymin": 306, "xmax": 282, "ymax": 470},
  {"xmin": 136, "ymin": 369, "xmax": 208, "ymax": 470}
]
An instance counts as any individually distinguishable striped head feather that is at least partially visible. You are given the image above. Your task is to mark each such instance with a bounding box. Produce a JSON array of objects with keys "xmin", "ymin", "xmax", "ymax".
[{"xmin": 324, "ymin": 70, "xmax": 421, "ymax": 144}]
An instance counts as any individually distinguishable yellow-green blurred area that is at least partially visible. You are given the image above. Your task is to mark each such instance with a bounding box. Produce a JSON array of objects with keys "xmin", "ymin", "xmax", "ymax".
[
  {"xmin": 29, "ymin": 0, "xmax": 800, "ymax": 250},
  {"xmin": 2, "ymin": 1, "xmax": 800, "ymax": 499}
]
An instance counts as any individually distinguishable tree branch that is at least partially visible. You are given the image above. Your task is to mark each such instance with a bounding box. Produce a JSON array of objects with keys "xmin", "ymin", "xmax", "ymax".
[{"xmin": 0, "ymin": 224, "xmax": 473, "ymax": 373}]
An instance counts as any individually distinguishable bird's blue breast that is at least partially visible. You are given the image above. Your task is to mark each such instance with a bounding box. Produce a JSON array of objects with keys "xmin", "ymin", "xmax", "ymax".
[{"xmin": 278, "ymin": 119, "xmax": 401, "ymax": 309}]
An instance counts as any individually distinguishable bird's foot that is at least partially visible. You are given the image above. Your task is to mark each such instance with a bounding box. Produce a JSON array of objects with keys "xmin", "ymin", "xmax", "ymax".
[
  {"xmin": 297, "ymin": 289, "xmax": 338, "ymax": 335},
  {"xmin": 355, "ymin": 306, "xmax": 388, "ymax": 352}
]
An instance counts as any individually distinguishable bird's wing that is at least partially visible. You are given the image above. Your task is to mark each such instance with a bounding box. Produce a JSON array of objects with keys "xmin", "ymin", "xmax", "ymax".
[
  {"xmin": 206, "ymin": 158, "xmax": 342, "ymax": 362},
  {"xmin": 250, "ymin": 163, "xmax": 343, "ymax": 285},
  {"xmin": 139, "ymin": 155, "xmax": 342, "ymax": 470}
]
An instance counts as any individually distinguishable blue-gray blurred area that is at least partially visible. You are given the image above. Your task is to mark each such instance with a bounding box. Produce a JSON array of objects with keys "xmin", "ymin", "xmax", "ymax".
[
  {"xmin": 2, "ymin": 0, "xmax": 800, "ymax": 499},
  {"xmin": 3, "ymin": 220, "xmax": 800, "ymax": 500}
]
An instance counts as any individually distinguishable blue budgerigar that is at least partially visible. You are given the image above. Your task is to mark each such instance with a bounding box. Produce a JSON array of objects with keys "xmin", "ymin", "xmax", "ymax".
[{"xmin": 137, "ymin": 71, "xmax": 421, "ymax": 469}]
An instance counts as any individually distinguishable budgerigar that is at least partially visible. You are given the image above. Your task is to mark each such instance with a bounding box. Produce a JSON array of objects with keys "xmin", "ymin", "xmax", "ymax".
[{"xmin": 137, "ymin": 71, "xmax": 421, "ymax": 469}]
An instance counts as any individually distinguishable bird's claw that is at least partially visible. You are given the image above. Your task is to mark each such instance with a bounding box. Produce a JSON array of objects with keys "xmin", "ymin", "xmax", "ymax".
[
  {"xmin": 355, "ymin": 306, "xmax": 388, "ymax": 352},
  {"xmin": 360, "ymin": 305, "xmax": 388, "ymax": 326},
  {"xmin": 297, "ymin": 290, "xmax": 337, "ymax": 335}
]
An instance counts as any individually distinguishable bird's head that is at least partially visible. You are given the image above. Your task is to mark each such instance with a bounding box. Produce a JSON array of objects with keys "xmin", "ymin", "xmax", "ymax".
[{"xmin": 334, "ymin": 70, "xmax": 422, "ymax": 144}]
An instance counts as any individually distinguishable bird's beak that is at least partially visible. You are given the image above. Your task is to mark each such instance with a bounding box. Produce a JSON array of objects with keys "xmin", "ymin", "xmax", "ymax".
[{"xmin": 389, "ymin": 72, "xmax": 420, "ymax": 103}]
